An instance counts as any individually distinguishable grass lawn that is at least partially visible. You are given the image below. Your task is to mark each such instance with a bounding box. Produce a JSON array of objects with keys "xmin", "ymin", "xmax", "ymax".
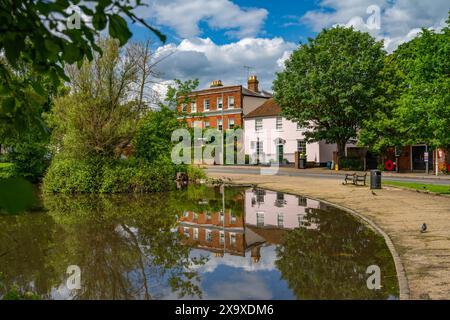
[
  {"xmin": 384, "ymin": 180, "xmax": 450, "ymax": 195},
  {"xmin": 0, "ymin": 163, "xmax": 13, "ymax": 169}
]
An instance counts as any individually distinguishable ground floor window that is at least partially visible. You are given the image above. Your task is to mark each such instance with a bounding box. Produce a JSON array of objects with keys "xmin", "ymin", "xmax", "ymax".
[
  {"xmin": 228, "ymin": 119, "xmax": 235, "ymax": 129},
  {"xmin": 297, "ymin": 140, "xmax": 306, "ymax": 154}
]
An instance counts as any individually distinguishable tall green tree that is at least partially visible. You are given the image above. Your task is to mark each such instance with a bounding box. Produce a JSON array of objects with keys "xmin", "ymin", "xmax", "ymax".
[
  {"xmin": 359, "ymin": 14, "xmax": 450, "ymax": 152},
  {"xmin": 0, "ymin": 0, "xmax": 165, "ymax": 134},
  {"xmin": 49, "ymin": 38, "xmax": 139, "ymax": 159},
  {"xmin": 273, "ymin": 27, "xmax": 386, "ymax": 157}
]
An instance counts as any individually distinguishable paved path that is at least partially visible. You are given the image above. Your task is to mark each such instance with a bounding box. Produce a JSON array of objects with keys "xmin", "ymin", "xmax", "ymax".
[
  {"xmin": 207, "ymin": 166, "xmax": 450, "ymax": 185},
  {"xmin": 207, "ymin": 170, "xmax": 450, "ymax": 300}
]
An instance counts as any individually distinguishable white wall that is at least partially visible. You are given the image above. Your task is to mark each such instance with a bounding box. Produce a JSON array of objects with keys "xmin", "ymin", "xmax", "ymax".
[
  {"xmin": 244, "ymin": 116, "xmax": 326, "ymax": 164},
  {"xmin": 245, "ymin": 189, "xmax": 319, "ymax": 230}
]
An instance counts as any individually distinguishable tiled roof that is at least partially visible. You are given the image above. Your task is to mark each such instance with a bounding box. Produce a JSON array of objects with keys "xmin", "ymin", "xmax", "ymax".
[
  {"xmin": 244, "ymin": 98, "xmax": 281, "ymax": 118},
  {"xmin": 242, "ymin": 87, "xmax": 273, "ymax": 98}
]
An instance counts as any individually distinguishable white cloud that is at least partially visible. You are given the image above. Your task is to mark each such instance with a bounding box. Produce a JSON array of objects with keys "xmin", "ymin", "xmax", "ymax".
[
  {"xmin": 151, "ymin": 37, "xmax": 296, "ymax": 92},
  {"xmin": 141, "ymin": 0, "xmax": 268, "ymax": 39},
  {"xmin": 299, "ymin": 0, "xmax": 450, "ymax": 52}
]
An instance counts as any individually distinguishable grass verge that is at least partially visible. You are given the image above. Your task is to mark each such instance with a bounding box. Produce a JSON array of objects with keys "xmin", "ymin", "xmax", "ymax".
[{"xmin": 384, "ymin": 180, "xmax": 450, "ymax": 195}]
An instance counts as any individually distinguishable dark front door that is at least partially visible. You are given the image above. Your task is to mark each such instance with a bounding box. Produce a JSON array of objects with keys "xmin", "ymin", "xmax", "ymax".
[
  {"xmin": 277, "ymin": 144, "xmax": 284, "ymax": 164},
  {"xmin": 412, "ymin": 145, "xmax": 427, "ymax": 171}
]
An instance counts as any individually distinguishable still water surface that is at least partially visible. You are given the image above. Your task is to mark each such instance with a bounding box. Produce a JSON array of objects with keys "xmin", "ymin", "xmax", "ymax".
[{"xmin": 0, "ymin": 185, "xmax": 398, "ymax": 299}]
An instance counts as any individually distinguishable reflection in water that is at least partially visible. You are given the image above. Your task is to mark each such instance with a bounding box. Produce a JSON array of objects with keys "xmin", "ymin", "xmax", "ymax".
[{"xmin": 0, "ymin": 185, "xmax": 399, "ymax": 299}]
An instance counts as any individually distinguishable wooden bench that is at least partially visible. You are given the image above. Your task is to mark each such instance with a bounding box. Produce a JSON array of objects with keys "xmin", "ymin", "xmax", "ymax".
[{"xmin": 343, "ymin": 173, "xmax": 367, "ymax": 186}]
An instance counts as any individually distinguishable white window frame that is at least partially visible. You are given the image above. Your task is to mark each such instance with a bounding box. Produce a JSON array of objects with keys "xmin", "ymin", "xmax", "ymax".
[
  {"xmin": 181, "ymin": 103, "xmax": 187, "ymax": 112},
  {"xmin": 256, "ymin": 212, "xmax": 264, "ymax": 227},
  {"xmin": 228, "ymin": 96, "xmax": 235, "ymax": 109},
  {"xmin": 277, "ymin": 213, "xmax": 284, "ymax": 228},
  {"xmin": 276, "ymin": 117, "xmax": 283, "ymax": 131},
  {"xmin": 255, "ymin": 119, "xmax": 263, "ymax": 131},
  {"xmin": 193, "ymin": 228, "xmax": 199, "ymax": 240},
  {"xmin": 217, "ymin": 97, "xmax": 223, "ymax": 110},
  {"xmin": 228, "ymin": 119, "xmax": 235, "ymax": 129},
  {"xmin": 218, "ymin": 119, "xmax": 223, "ymax": 131},
  {"xmin": 191, "ymin": 101, "xmax": 197, "ymax": 113},
  {"xmin": 204, "ymin": 121, "xmax": 210, "ymax": 129},
  {"xmin": 219, "ymin": 231, "xmax": 225, "ymax": 245},
  {"xmin": 230, "ymin": 232, "xmax": 236, "ymax": 245},
  {"xmin": 206, "ymin": 229, "xmax": 212, "ymax": 242},
  {"xmin": 184, "ymin": 227, "xmax": 190, "ymax": 237},
  {"xmin": 297, "ymin": 140, "xmax": 306, "ymax": 154},
  {"xmin": 204, "ymin": 99, "xmax": 210, "ymax": 111}
]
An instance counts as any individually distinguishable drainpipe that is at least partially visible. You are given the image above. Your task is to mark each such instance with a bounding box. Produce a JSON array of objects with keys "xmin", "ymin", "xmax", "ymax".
[{"xmin": 436, "ymin": 148, "xmax": 439, "ymax": 176}]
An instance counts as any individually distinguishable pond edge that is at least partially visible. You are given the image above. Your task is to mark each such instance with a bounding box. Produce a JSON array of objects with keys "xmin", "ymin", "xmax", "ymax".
[{"xmin": 224, "ymin": 182, "xmax": 411, "ymax": 300}]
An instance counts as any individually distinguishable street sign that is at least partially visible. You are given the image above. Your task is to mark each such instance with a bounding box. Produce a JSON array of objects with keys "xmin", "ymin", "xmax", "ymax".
[{"xmin": 424, "ymin": 152, "xmax": 429, "ymax": 162}]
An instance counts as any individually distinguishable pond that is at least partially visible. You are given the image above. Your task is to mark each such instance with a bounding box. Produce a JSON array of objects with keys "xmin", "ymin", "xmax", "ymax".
[{"xmin": 0, "ymin": 185, "xmax": 399, "ymax": 300}]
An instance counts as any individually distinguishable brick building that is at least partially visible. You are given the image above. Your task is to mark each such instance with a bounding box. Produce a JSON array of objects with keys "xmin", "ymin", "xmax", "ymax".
[{"xmin": 178, "ymin": 76, "xmax": 271, "ymax": 130}]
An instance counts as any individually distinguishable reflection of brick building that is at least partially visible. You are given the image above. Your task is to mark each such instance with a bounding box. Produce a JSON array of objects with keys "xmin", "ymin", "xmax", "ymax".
[
  {"xmin": 177, "ymin": 188, "xmax": 321, "ymax": 262},
  {"xmin": 177, "ymin": 76, "xmax": 271, "ymax": 130},
  {"xmin": 178, "ymin": 210, "xmax": 247, "ymax": 256}
]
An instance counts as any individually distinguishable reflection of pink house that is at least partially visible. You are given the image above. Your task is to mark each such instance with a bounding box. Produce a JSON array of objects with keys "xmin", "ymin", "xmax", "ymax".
[
  {"xmin": 245, "ymin": 189, "xmax": 319, "ymax": 230},
  {"xmin": 243, "ymin": 99, "xmax": 339, "ymax": 165}
]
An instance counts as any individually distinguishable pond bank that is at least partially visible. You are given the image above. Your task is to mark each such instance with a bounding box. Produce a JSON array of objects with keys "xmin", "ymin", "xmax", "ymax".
[{"xmin": 207, "ymin": 171, "xmax": 450, "ymax": 300}]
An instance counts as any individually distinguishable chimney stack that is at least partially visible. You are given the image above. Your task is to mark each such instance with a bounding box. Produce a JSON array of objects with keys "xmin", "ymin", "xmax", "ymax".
[
  {"xmin": 247, "ymin": 75, "xmax": 259, "ymax": 92},
  {"xmin": 210, "ymin": 80, "xmax": 223, "ymax": 88}
]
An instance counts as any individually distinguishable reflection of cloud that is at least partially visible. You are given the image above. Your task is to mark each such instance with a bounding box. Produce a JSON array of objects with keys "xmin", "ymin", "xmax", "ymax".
[
  {"xmin": 190, "ymin": 246, "xmax": 278, "ymax": 274},
  {"xmin": 205, "ymin": 273, "xmax": 273, "ymax": 300}
]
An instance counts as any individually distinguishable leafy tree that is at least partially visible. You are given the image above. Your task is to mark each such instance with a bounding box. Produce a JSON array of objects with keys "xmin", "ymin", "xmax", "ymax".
[
  {"xmin": 49, "ymin": 38, "xmax": 139, "ymax": 159},
  {"xmin": 273, "ymin": 27, "xmax": 386, "ymax": 157},
  {"xmin": 0, "ymin": 0, "xmax": 165, "ymax": 133},
  {"xmin": 359, "ymin": 14, "xmax": 450, "ymax": 152},
  {"xmin": 134, "ymin": 79, "xmax": 199, "ymax": 163}
]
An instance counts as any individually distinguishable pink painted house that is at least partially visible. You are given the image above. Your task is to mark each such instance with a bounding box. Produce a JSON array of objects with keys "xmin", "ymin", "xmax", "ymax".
[{"xmin": 243, "ymin": 99, "xmax": 338, "ymax": 165}]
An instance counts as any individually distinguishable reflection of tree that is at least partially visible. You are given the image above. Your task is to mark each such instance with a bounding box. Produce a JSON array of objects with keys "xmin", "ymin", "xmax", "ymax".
[
  {"xmin": 275, "ymin": 206, "xmax": 399, "ymax": 299},
  {"xmin": 0, "ymin": 214, "xmax": 61, "ymax": 299},
  {"xmin": 43, "ymin": 193, "xmax": 207, "ymax": 299}
]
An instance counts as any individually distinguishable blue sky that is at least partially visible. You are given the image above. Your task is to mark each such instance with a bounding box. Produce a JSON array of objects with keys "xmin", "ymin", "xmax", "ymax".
[{"xmin": 126, "ymin": 0, "xmax": 450, "ymax": 93}]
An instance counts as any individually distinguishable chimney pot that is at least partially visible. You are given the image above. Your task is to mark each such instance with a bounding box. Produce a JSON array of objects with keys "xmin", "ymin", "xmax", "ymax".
[
  {"xmin": 210, "ymin": 80, "xmax": 223, "ymax": 88},
  {"xmin": 247, "ymin": 75, "xmax": 259, "ymax": 92}
]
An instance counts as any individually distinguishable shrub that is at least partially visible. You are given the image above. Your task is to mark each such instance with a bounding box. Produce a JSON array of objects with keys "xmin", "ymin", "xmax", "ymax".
[
  {"xmin": 43, "ymin": 158, "xmax": 101, "ymax": 193},
  {"xmin": 7, "ymin": 142, "xmax": 50, "ymax": 182},
  {"xmin": 186, "ymin": 165, "xmax": 206, "ymax": 181},
  {"xmin": 0, "ymin": 163, "xmax": 15, "ymax": 180},
  {"xmin": 100, "ymin": 159, "xmax": 176, "ymax": 193},
  {"xmin": 338, "ymin": 157, "xmax": 364, "ymax": 171}
]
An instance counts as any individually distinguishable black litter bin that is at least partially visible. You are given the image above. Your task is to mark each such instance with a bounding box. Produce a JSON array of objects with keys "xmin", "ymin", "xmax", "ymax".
[{"xmin": 370, "ymin": 170, "xmax": 381, "ymax": 189}]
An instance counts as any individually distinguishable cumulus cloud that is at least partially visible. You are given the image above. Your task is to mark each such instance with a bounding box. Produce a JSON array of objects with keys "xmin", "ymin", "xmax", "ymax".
[
  {"xmin": 151, "ymin": 37, "xmax": 296, "ymax": 92},
  {"xmin": 140, "ymin": 0, "xmax": 268, "ymax": 39},
  {"xmin": 299, "ymin": 0, "xmax": 449, "ymax": 52}
]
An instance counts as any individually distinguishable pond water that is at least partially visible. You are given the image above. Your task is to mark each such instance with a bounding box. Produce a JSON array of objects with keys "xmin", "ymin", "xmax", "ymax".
[{"xmin": 0, "ymin": 185, "xmax": 399, "ymax": 300}]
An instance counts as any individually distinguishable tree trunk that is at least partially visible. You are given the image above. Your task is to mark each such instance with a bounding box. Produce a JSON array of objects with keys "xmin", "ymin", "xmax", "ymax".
[{"xmin": 337, "ymin": 140, "xmax": 346, "ymax": 159}]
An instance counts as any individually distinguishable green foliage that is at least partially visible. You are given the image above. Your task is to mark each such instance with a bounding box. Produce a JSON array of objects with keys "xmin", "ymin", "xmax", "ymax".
[
  {"xmin": 338, "ymin": 157, "xmax": 365, "ymax": 171},
  {"xmin": 273, "ymin": 26, "xmax": 386, "ymax": 156},
  {"xmin": 100, "ymin": 159, "xmax": 176, "ymax": 193},
  {"xmin": 43, "ymin": 157, "xmax": 177, "ymax": 194},
  {"xmin": 0, "ymin": 163, "xmax": 14, "ymax": 179},
  {"xmin": 0, "ymin": 1, "xmax": 165, "ymax": 132},
  {"xmin": 186, "ymin": 166, "xmax": 206, "ymax": 181},
  {"xmin": 43, "ymin": 157, "xmax": 102, "ymax": 193},
  {"xmin": 134, "ymin": 107, "xmax": 182, "ymax": 163},
  {"xmin": 359, "ymin": 13, "xmax": 450, "ymax": 151},
  {"xmin": 6, "ymin": 141, "xmax": 50, "ymax": 181},
  {"xmin": 48, "ymin": 38, "xmax": 140, "ymax": 159}
]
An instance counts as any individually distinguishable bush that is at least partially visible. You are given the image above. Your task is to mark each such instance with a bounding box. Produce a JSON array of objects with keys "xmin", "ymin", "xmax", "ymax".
[
  {"xmin": 100, "ymin": 159, "xmax": 176, "ymax": 193},
  {"xmin": 338, "ymin": 157, "xmax": 364, "ymax": 171},
  {"xmin": 0, "ymin": 163, "xmax": 15, "ymax": 179},
  {"xmin": 44, "ymin": 157, "xmax": 178, "ymax": 194},
  {"xmin": 43, "ymin": 158, "xmax": 101, "ymax": 193},
  {"xmin": 7, "ymin": 142, "xmax": 50, "ymax": 182},
  {"xmin": 186, "ymin": 165, "xmax": 206, "ymax": 181}
]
